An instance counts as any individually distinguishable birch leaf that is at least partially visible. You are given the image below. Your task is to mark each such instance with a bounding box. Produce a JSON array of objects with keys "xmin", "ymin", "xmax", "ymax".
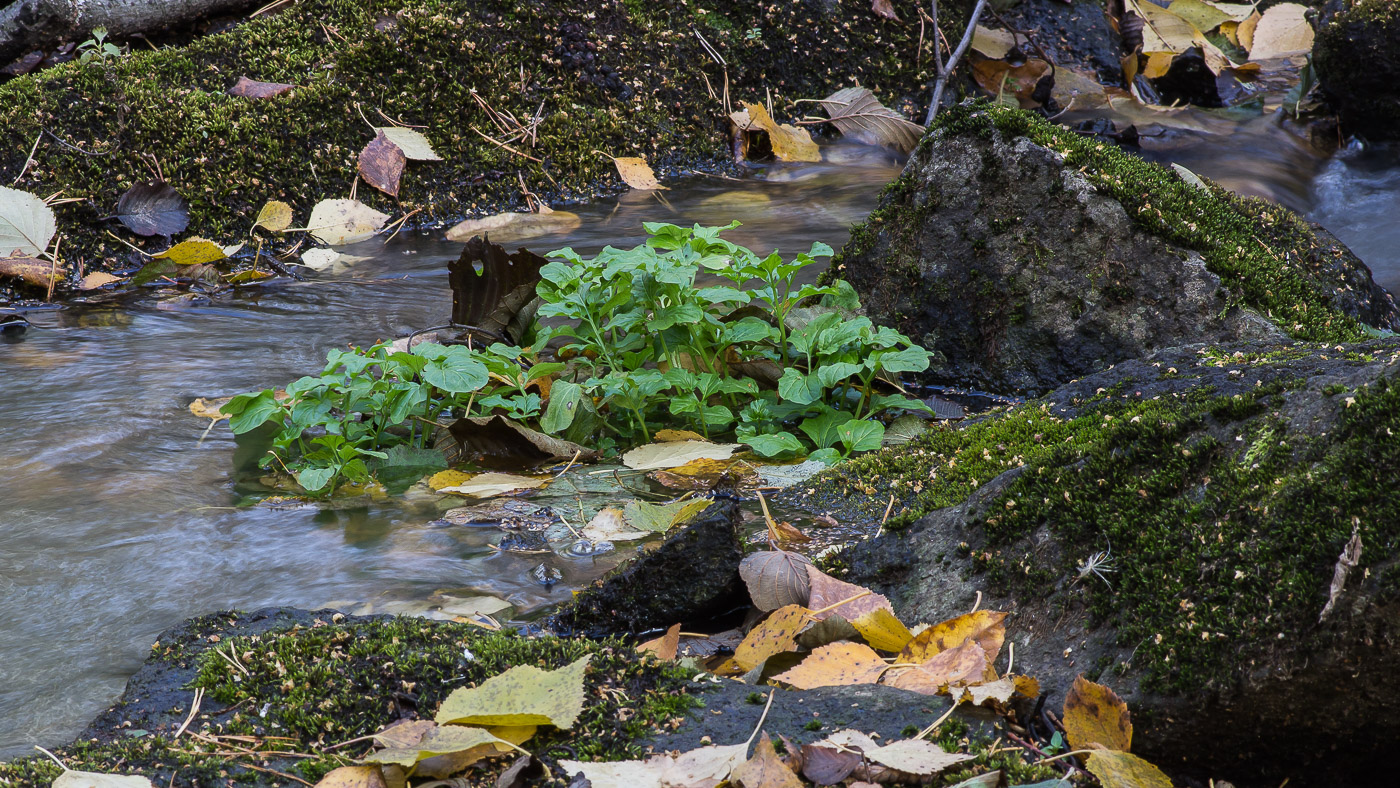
[
  {"xmin": 0, "ymin": 185, "xmax": 56, "ymax": 256},
  {"xmin": 376, "ymin": 127, "xmax": 443, "ymax": 161},
  {"xmin": 307, "ymin": 199, "xmax": 389, "ymax": 245}
]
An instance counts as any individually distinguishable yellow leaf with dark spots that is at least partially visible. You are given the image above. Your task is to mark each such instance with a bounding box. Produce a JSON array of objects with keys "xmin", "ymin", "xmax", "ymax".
[
  {"xmin": 1063, "ymin": 674, "xmax": 1133, "ymax": 752},
  {"xmin": 1086, "ymin": 749, "xmax": 1174, "ymax": 788},
  {"xmin": 733, "ymin": 604, "xmax": 809, "ymax": 671},
  {"xmin": 773, "ymin": 642, "xmax": 888, "ymax": 689}
]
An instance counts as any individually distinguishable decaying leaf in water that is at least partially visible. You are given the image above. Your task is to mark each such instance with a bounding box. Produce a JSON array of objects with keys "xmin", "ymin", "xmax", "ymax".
[
  {"xmin": 971, "ymin": 58, "xmax": 1051, "ymax": 108},
  {"xmin": 152, "ymin": 238, "xmax": 227, "ymax": 266},
  {"xmin": 0, "ymin": 185, "xmax": 56, "ymax": 257},
  {"xmin": 622, "ymin": 440, "xmax": 740, "ymax": 471},
  {"xmin": 850, "ymin": 607, "xmax": 915, "ymax": 652},
  {"xmin": 814, "ymin": 87, "xmax": 923, "ymax": 155},
  {"xmin": 446, "ymin": 211, "xmax": 581, "ymax": 243},
  {"xmin": 884, "ymin": 638, "xmax": 988, "ymax": 694},
  {"xmin": 376, "ymin": 127, "xmax": 443, "ymax": 161},
  {"xmin": 733, "ymin": 604, "xmax": 811, "ymax": 671},
  {"xmin": 650, "ymin": 457, "xmax": 760, "ymax": 490},
  {"xmin": 560, "ymin": 741, "xmax": 751, "ymax": 788},
  {"xmin": 301, "ymin": 247, "xmax": 341, "ymax": 271},
  {"xmin": 772, "ymin": 521, "xmax": 811, "ymax": 543},
  {"xmin": 623, "ymin": 498, "xmax": 713, "ymax": 533},
  {"xmin": 1049, "ymin": 67, "xmax": 1111, "ymax": 110},
  {"xmin": 1247, "ymin": 3, "xmax": 1313, "ymax": 59},
  {"xmin": 116, "ymin": 181, "xmax": 189, "ymax": 237},
  {"xmin": 359, "ymin": 132, "xmax": 407, "ymax": 197},
  {"xmin": 0, "ymin": 255, "xmax": 60, "ymax": 287},
  {"xmin": 581, "ymin": 506, "xmax": 649, "ymax": 542},
  {"xmin": 612, "ymin": 156, "xmax": 665, "ymax": 190},
  {"xmin": 438, "ymin": 472, "xmax": 550, "ymax": 498},
  {"xmin": 254, "ymin": 200, "xmax": 294, "ymax": 233},
  {"xmin": 311, "ymin": 765, "xmax": 386, "ymax": 788},
  {"xmin": 1127, "ymin": 0, "xmax": 1196, "ymax": 53},
  {"xmin": 78, "ymin": 272, "xmax": 123, "ymax": 290},
  {"xmin": 638, "ymin": 623, "xmax": 682, "ymax": 661},
  {"xmin": 740, "ymin": 550, "xmax": 814, "ymax": 611},
  {"xmin": 52, "ymin": 771, "xmax": 155, "ymax": 788},
  {"xmin": 1086, "ymin": 750, "xmax": 1174, "ymax": 788},
  {"xmin": 436, "ymin": 654, "xmax": 590, "ymax": 728},
  {"xmin": 228, "ymin": 76, "xmax": 295, "ymax": 98},
  {"xmin": 899, "ymin": 610, "xmax": 1008, "ymax": 668},
  {"xmin": 448, "ymin": 236, "xmax": 547, "ymax": 344},
  {"xmin": 773, "ymin": 641, "xmax": 888, "ymax": 689},
  {"xmin": 734, "ymin": 102, "xmax": 820, "ymax": 163},
  {"xmin": 189, "ymin": 396, "xmax": 233, "ymax": 420},
  {"xmin": 732, "ymin": 733, "xmax": 803, "ymax": 788},
  {"xmin": 447, "ymin": 414, "xmax": 596, "ymax": 467},
  {"xmin": 307, "ymin": 199, "xmax": 389, "ymax": 245},
  {"xmin": 1063, "ymin": 675, "xmax": 1133, "ymax": 752},
  {"xmin": 805, "ymin": 565, "xmax": 894, "ymax": 621}
]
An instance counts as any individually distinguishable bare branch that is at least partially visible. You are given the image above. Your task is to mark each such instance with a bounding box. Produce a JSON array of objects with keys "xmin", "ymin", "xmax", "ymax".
[{"xmin": 925, "ymin": 0, "xmax": 991, "ymax": 125}]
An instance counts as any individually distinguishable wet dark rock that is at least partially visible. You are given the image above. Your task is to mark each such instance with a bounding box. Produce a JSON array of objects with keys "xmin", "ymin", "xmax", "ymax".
[
  {"xmin": 819, "ymin": 339, "xmax": 1400, "ymax": 787},
  {"xmin": 1000, "ymin": 0, "xmax": 1125, "ymax": 86},
  {"xmin": 833, "ymin": 103, "xmax": 1399, "ymax": 395},
  {"xmin": 1315, "ymin": 0, "xmax": 1400, "ymax": 142},
  {"xmin": 549, "ymin": 499, "xmax": 746, "ymax": 638},
  {"xmin": 1151, "ymin": 49, "xmax": 1222, "ymax": 108}
]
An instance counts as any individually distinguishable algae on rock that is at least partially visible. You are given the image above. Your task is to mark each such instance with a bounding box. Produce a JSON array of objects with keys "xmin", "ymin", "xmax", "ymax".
[
  {"xmin": 830, "ymin": 102, "xmax": 1400, "ymax": 394},
  {"xmin": 805, "ymin": 339, "xmax": 1400, "ymax": 785}
]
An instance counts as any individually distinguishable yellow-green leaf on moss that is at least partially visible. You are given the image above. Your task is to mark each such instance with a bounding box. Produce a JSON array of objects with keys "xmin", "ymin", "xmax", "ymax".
[
  {"xmin": 362, "ymin": 724, "xmax": 513, "ymax": 769},
  {"xmin": 255, "ymin": 200, "xmax": 294, "ymax": 232},
  {"xmin": 435, "ymin": 654, "xmax": 591, "ymax": 729},
  {"xmin": 152, "ymin": 238, "xmax": 227, "ymax": 266}
]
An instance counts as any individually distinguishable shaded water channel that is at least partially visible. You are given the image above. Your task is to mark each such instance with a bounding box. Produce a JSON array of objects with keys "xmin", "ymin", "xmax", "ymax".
[{"xmin": 2, "ymin": 124, "xmax": 1399, "ymax": 758}]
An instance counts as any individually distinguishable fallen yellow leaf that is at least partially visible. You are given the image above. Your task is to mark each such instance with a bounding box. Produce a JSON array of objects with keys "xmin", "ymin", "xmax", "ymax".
[{"xmin": 1063, "ymin": 674, "xmax": 1133, "ymax": 752}]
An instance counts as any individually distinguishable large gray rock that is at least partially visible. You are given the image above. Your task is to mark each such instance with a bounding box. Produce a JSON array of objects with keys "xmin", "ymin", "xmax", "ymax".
[
  {"xmin": 833, "ymin": 103, "xmax": 1399, "ymax": 395},
  {"xmin": 809, "ymin": 338, "xmax": 1400, "ymax": 787}
]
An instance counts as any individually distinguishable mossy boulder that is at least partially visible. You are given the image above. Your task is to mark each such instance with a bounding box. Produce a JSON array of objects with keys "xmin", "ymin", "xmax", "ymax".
[
  {"xmin": 830, "ymin": 102, "xmax": 1399, "ymax": 395},
  {"xmin": 0, "ymin": 0, "xmax": 961, "ymax": 303},
  {"xmin": 1315, "ymin": 0, "xmax": 1400, "ymax": 142},
  {"xmin": 807, "ymin": 339, "xmax": 1400, "ymax": 786}
]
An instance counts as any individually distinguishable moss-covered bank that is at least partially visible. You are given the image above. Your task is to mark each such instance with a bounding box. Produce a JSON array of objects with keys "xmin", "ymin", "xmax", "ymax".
[
  {"xmin": 804, "ymin": 339, "xmax": 1400, "ymax": 783},
  {"xmin": 0, "ymin": 0, "xmax": 961, "ymax": 303},
  {"xmin": 829, "ymin": 103, "xmax": 1397, "ymax": 356},
  {"xmin": 1315, "ymin": 0, "xmax": 1400, "ymax": 142}
]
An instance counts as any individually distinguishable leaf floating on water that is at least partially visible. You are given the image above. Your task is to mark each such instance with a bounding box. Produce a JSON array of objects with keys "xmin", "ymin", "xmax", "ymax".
[
  {"xmin": 815, "ymin": 87, "xmax": 924, "ymax": 155},
  {"xmin": 152, "ymin": 238, "xmax": 228, "ymax": 267},
  {"xmin": 254, "ymin": 200, "xmax": 294, "ymax": 233},
  {"xmin": 773, "ymin": 641, "xmax": 888, "ymax": 689},
  {"xmin": 228, "ymin": 76, "xmax": 296, "ymax": 98},
  {"xmin": 0, "ymin": 255, "xmax": 60, "ymax": 287},
  {"xmin": 622, "ymin": 498, "xmax": 713, "ymax": 533},
  {"xmin": 580, "ymin": 507, "xmax": 649, "ymax": 542},
  {"xmin": 1063, "ymin": 675, "xmax": 1133, "ymax": 752},
  {"xmin": 189, "ymin": 396, "xmax": 233, "ymax": 420},
  {"xmin": 447, "ymin": 236, "xmax": 548, "ymax": 343},
  {"xmin": 52, "ymin": 771, "xmax": 155, "ymax": 788},
  {"xmin": 445, "ymin": 211, "xmax": 581, "ymax": 243},
  {"xmin": 438, "ymin": 472, "xmax": 550, "ymax": 499},
  {"xmin": 77, "ymin": 272, "xmax": 123, "ymax": 290},
  {"xmin": 359, "ymin": 132, "xmax": 407, "ymax": 197},
  {"xmin": 307, "ymin": 199, "xmax": 389, "ymax": 245},
  {"xmin": 735, "ymin": 102, "xmax": 820, "ymax": 163},
  {"xmin": 1247, "ymin": 2, "xmax": 1314, "ymax": 60},
  {"xmin": 622, "ymin": 440, "xmax": 740, "ymax": 470},
  {"xmin": 301, "ymin": 247, "xmax": 341, "ymax": 271},
  {"xmin": 436, "ymin": 654, "xmax": 591, "ymax": 728},
  {"xmin": 650, "ymin": 456, "xmax": 760, "ymax": 490},
  {"xmin": 611, "ymin": 155, "xmax": 665, "ymax": 190},
  {"xmin": 740, "ymin": 550, "xmax": 813, "ymax": 611},
  {"xmin": 376, "ymin": 127, "xmax": 443, "ymax": 161},
  {"xmin": 1086, "ymin": 750, "xmax": 1174, "ymax": 788},
  {"xmin": 116, "ymin": 181, "xmax": 189, "ymax": 237},
  {"xmin": 0, "ymin": 185, "xmax": 56, "ymax": 257}
]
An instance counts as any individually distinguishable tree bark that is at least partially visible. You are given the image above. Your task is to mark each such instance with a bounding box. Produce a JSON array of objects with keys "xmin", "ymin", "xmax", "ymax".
[{"xmin": 1, "ymin": 0, "xmax": 264, "ymax": 64}]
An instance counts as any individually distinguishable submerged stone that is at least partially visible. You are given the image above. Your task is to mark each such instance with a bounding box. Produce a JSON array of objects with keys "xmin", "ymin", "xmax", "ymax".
[
  {"xmin": 832, "ymin": 102, "xmax": 1399, "ymax": 395},
  {"xmin": 809, "ymin": 338, "xmax": 1400, "ymax": 786}
]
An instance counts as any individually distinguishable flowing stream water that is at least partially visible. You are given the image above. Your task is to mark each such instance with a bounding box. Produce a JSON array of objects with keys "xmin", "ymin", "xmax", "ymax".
[{"xmin": 1, "ymin": 124, "xmax": 1398, "ymax": 757}]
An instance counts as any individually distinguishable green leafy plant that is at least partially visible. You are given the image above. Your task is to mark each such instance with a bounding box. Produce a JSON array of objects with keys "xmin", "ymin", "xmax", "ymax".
[
  {"xmin": 77, "ymin": 28, "xmax": 126, "ymax": 64},
  {"xmin": 226, "ymin": 223, "xmax": 936, "ymax": 496}
]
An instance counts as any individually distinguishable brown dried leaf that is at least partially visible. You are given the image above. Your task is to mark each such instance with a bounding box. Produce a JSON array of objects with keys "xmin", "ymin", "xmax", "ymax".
[
  {"xmin": 360, "ymin": 133, "xmax": 407, "ymax": 198},
  {"xmin": 1320, "ymin": 527, "xmax": 1363, "ymax": 622},
  {"xmin": 773, "ymin": 642, "xmax": 888, "ymax": 689},
  {"xmin": 0, "ymin": 255, "xmax": 61, "ymax": 288},
  {"xmin": 815, "ymin": 87, "xmax": 923, "ymax": 155},
  {"xmin": 638, "ymin": 623, "xmax": 681, "ymax": 661},
  {"xmin": 229, "ymin": 76, "xmax": 296, "ymax": 98},
  {"xmin": 1063, "ymin": 675, "xmax": 1133, "ymax": 752},
  {"xmin": 739, "ymin": 550, "xmax": 814, "ymax": 611},
  {"xmin": 613, "ymin": 156, "xmax": 665, "ymax": 190},
  {"xmin": 805, "ymin": 565, "xmax": 894, "ymax": 621},
  {"xmin": 800, "ymin": 745, "xmax": 862, "ymax": 786},
  {"xmin": 448, "ymin": 235, "xmax": 547, "ymax": 344},
  {"xmin": 864, "ymin": 739, "xmax": 974, "ymax": 775},
  {"xmin": 732, "ymin": 733, "xmax": 804, "ymax": 788},
  {"xmin": 447, "ymin": 414, "xmax": 596, "ymax": 467},
  {"xmin": 871, "ymin": 0, "xmax": 899, "ymax": 21},
  {"xmin": 313, "ymin": 766, "xmax": 386, "ymax": 788},
  {"xmin": 971, "ymin": 58, "xmax": 1051, "ymax": 107},
  {"xmin": 733, "ymin": 604, "xmax": 810, "ymax": 671},
  {"xmin": 773, "ymin": 521, "xmax": 812, "ymax": 544},
  {"xmin": 117, "ymin": 181, "xmax": 189, "ymax": 237},
  {"xmin": 737, "ymin": 102, "xmax": 820, "ymax": 162},
  {"xmin": 650, "ymin": 457, "xmax": 760, "ymax": 490},
  {"xmin": 446, "ymin": 211, "xmax": 581, "ymax": 243},
  {"xmin": 884, "ymin": 638, "xmax": 987, "ymax": 695}
]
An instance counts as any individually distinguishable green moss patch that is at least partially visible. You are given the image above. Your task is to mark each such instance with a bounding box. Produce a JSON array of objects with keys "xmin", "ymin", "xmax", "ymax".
[{"xmin": 0, "ymin": 0, "xmax": 945, "ymax": 301}]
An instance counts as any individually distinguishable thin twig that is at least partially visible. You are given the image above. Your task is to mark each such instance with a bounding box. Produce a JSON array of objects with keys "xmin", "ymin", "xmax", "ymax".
[
  {"xmin": 174, "ymin": 687, "xmax": 205, "ymax": 738},
  {"xmin": 926, "ymin": 0, "xmax": 991, "ymax": 124},
  {"xmin": 917, "ymin": 699, "xmax": 962, "ymax": 739},
  {"xmin": 13, "ymin": 130, "xmax": 41, "ymax": 184}
]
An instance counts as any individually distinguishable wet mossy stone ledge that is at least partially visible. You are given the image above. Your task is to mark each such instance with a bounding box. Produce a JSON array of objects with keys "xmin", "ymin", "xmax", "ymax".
[
  {"xmin": 0, "ymin": 0, "xmax": 966, "ymax": 304},
  {"xmin": 830, "ymin": 102, "xmax": 1400, "ymax": 395},
  {"xmin": 1315, "ymin": 0, "xmax": 1400, "ymax": 142},
  {"xmin": 0, "ymin": 607, "xmax": 1052, "ymax": 787},
  {"xmin": 805, "ymin": 338, "xmax": 1400, "ymax": 786}
]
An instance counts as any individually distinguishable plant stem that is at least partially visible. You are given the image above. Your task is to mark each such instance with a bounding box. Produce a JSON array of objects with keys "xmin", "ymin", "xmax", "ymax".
[{"xmin": 925, "ymin": 0, "xmax": 990, "ymax": 125}]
